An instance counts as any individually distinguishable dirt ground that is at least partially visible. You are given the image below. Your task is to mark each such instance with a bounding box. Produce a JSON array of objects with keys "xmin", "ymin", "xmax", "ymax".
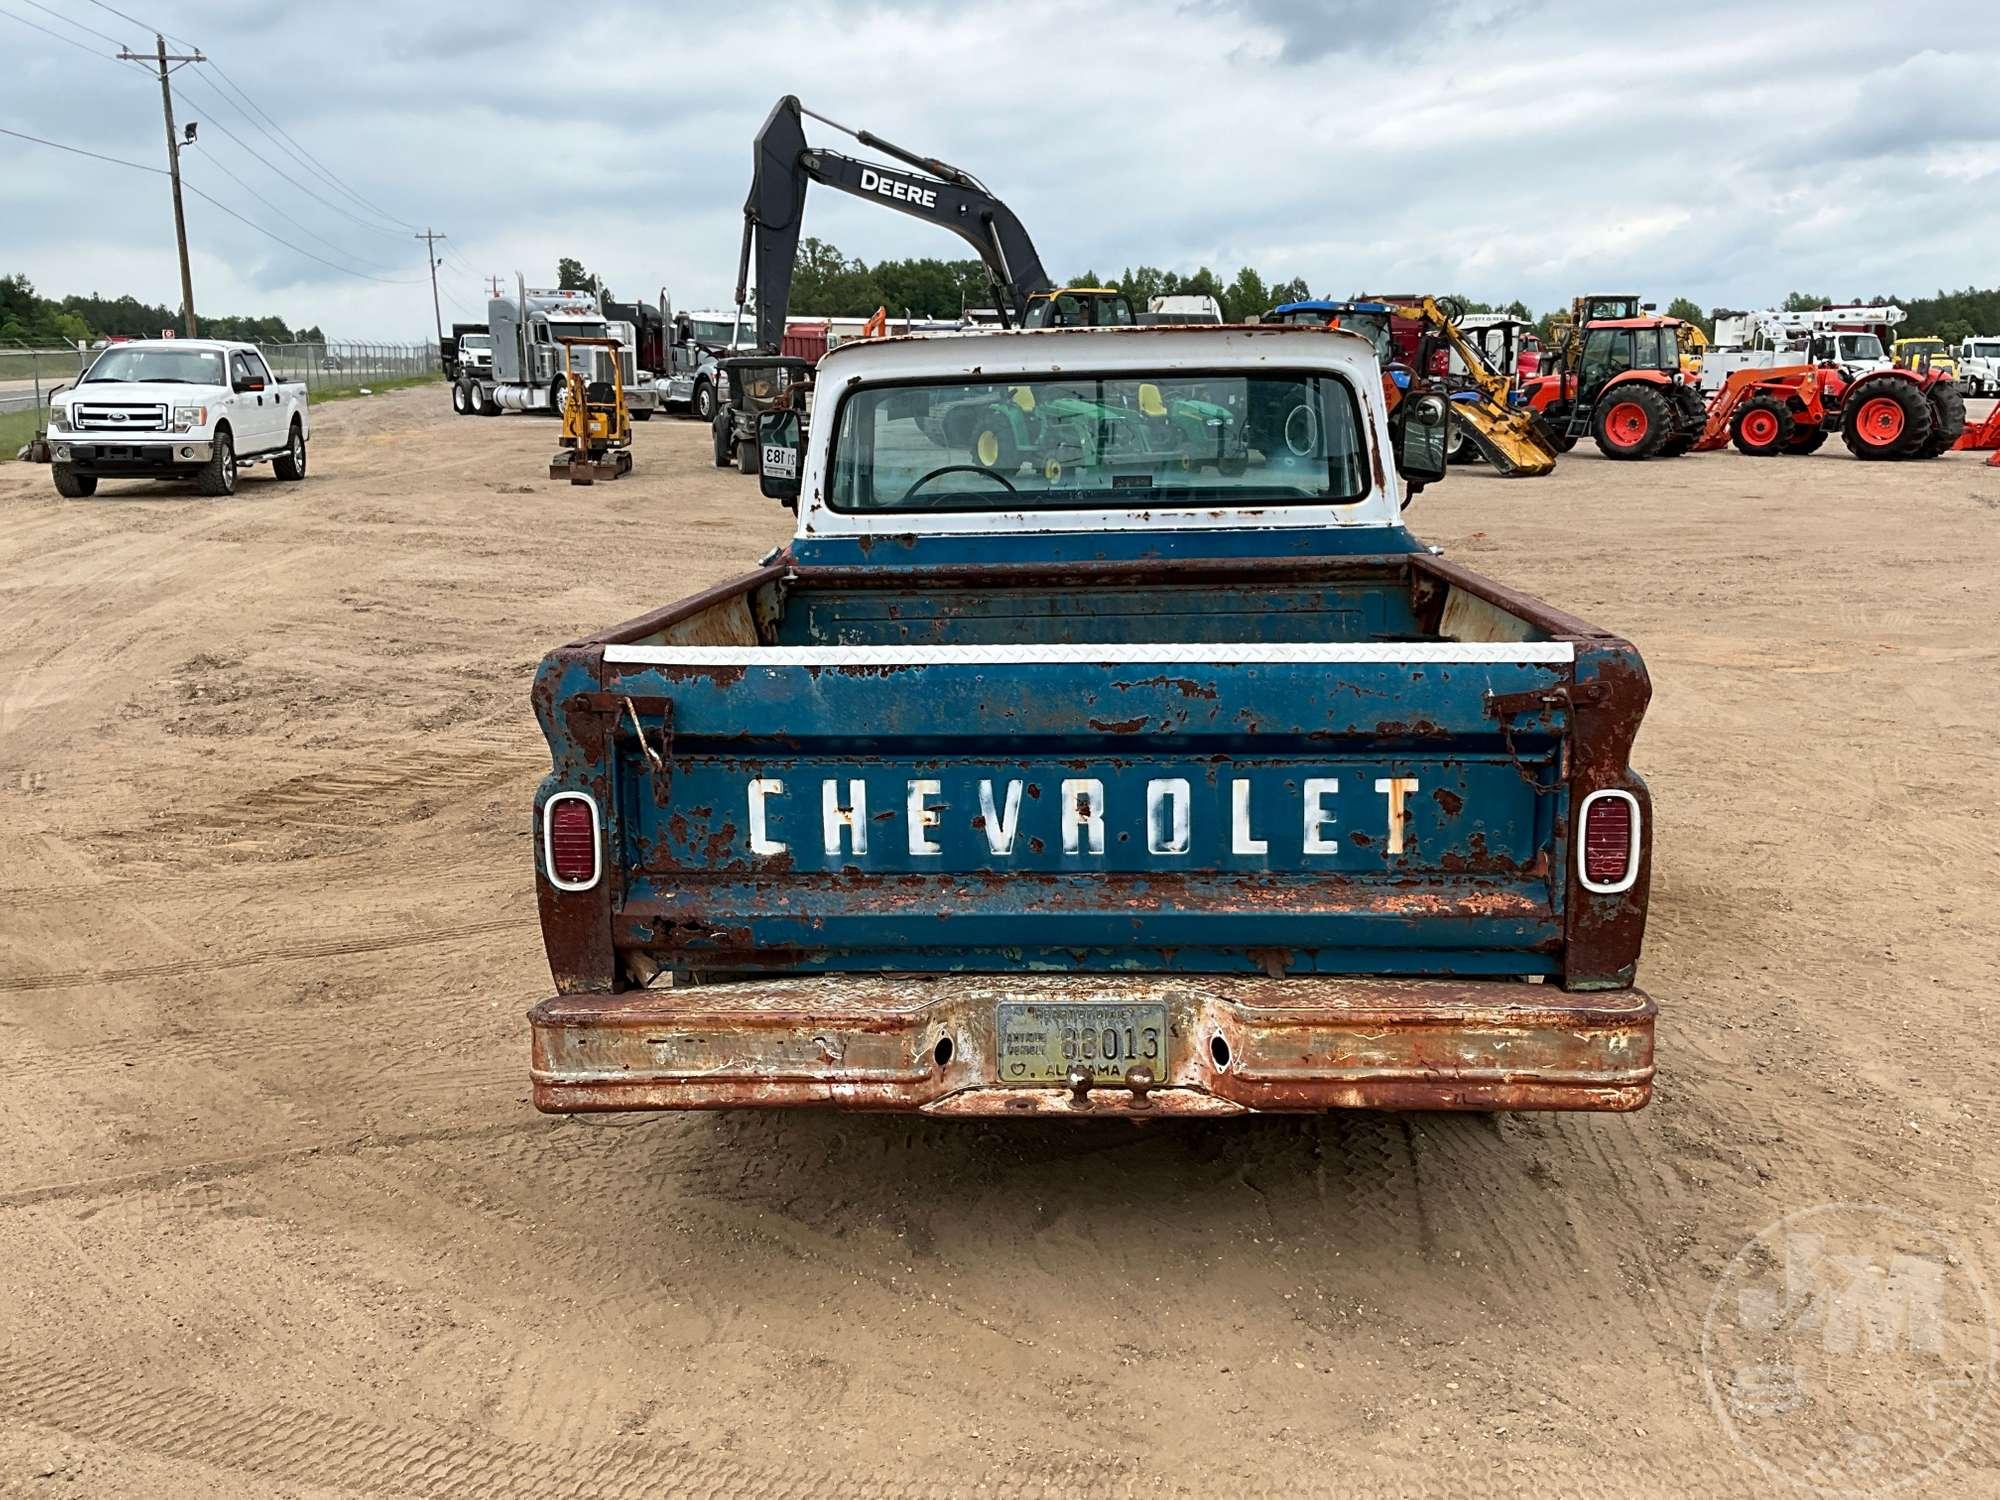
[{"xmin": 2, "ymin": 388, "xmax": 1996, "ymax": 1498}]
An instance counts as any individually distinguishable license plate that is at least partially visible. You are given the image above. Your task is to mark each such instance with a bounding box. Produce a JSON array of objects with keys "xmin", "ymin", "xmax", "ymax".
[{"xmin": 995, "ymin": 1002, "xmax": 1170, "ymax": 1084}]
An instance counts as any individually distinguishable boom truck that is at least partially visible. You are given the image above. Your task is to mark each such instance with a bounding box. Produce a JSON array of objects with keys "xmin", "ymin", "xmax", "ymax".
[
  {"xmin": 713, "ymin": 95, "xmax": 1135, "ymax": 473},
  {"xmin": 453, "ymin": 278, "xmax": 627, "ymax": 419}
]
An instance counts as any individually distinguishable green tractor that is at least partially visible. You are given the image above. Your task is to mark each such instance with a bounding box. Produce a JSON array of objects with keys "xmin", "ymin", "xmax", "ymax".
[{"xmin": 928, "ymin": 382, "xmax": 1249, "ymax": 480}]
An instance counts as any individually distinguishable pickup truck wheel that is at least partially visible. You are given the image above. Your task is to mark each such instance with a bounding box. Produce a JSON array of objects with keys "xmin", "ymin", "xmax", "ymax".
[
  {"xmin": 51, "ymin": 463, "xmax": 96, "ymax": 498},
  {"xmin": 1841, "ymin": 378, "xmax": 1932, "ymax": 460},
  {"xmin": 195, "ymin": 428, "xmax": 237, "ymax": 496},
  {"xmin": 1592, "ymin": 385, "xmax": 1671, "ymax": 460},
  {"xmin": 272, "ymin": 421, "xmax": 307, "ymax": 481},
  {"xmin": 693, "ymin": 379, "xmax": 716, "ymax": 423},
  {"xmin": 1730, "ymin": 396, "xmax": 1795, "ymax": 456}
]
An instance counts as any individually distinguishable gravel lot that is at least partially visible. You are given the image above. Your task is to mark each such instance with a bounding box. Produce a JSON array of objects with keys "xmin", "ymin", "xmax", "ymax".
[{"xmin": 2, "ymin": 386, "xmax": 1996, "ymax": 1497}]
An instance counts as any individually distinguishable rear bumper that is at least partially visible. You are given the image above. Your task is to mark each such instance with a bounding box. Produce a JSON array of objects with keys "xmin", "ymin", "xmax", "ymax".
[{"xmin": 528, "ymin": 975, "xmax": 1654, "ymax": 1117}]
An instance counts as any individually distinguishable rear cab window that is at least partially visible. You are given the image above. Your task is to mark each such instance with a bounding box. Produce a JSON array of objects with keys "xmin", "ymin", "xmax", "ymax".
[{"xmin": 825, "ymin": 370, "xmax": 1370, "ymax": 514}]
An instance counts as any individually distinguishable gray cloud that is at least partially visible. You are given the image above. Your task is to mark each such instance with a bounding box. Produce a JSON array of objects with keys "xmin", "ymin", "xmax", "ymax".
[{"xmin": 1, "ymin": 0, "xmax": 1994, "ymax": 335}]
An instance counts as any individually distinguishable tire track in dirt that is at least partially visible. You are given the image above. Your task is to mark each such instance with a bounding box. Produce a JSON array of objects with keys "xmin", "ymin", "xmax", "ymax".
[{"xmin": 0, "ymin": 916, "xmax": 532, "ymax": 994}]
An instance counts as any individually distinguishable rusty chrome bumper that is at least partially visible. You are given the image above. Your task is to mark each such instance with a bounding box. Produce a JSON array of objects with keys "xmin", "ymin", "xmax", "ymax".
[{"xmin": 528, "ymin": 975, "xmax": 1654, "ymax": 1116}]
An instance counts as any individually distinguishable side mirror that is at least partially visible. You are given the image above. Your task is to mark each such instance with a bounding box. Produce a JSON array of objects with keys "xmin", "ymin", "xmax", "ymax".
[
  {"xmin": 1392, "ymin": 392, "xmax": 1451, "ymax": 490},
  {"xmin": 758, "ymin": 408, "xmax": 802, "ymax": 508}
]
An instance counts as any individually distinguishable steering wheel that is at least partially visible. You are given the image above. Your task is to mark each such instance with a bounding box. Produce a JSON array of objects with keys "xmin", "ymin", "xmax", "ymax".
[{"xmin": 900, "ymin": 464, "xmax": 1020, "ymax": 503}]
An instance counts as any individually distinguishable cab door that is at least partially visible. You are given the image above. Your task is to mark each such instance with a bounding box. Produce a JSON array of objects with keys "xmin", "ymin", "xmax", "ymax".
[{"xmin": 229, "ymin": 351, "xmax": 281, "ymax": 451}]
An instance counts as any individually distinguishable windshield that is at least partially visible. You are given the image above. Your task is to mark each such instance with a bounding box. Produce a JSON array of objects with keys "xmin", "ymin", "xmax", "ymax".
[
  {"xmin": 460, "ymin": 335, "xmax": 491, "ymax": 350},
  {"xmin": 547, "ymin": 319, "xmax": 606, "ymax": 341},
  {"xmin": 82, "ymin": 347, "xmax": 226, "ymax": 385},
  {"xmin": 691, "ymin": 319, "xmax": 750, "ymax": 345},
  {"xmin": 1838, "ymin": 334, "xmax": 1884, "ymax": 361},
  {"xmin": 1970, "ymin": 342, "xmax": 2000, "ymax": 360},
  {"xmin": 1024, "ymin": 294, "xmax": 1135, "ymax": 328},
  {"xmin": 826, "ymin": 371, "xmax": 1367, "ymax": 513}
]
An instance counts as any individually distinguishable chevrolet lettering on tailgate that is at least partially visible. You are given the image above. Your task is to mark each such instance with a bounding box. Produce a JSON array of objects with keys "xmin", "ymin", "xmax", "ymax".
[{"xmin": 525, "ymin": 327, "xmax": 1657, "ymax": 1117}]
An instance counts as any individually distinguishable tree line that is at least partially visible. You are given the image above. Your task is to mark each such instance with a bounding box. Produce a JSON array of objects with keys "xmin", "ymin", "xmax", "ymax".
[
  {"xmin": 777, "ymin": 241, "xmax": 1999, "ymax": 343},
  {"xmin": 0, "ymin": 272, "xmax": 325, "ymax": 348}
]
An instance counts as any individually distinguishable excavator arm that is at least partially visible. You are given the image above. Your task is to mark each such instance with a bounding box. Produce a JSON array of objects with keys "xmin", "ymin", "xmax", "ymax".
[{"xmin": 737, "ymin": 96, "xmax": 1053, "ymax": 350}]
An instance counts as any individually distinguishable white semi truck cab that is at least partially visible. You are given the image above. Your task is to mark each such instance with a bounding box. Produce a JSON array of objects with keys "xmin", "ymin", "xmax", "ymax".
[{"xmin": 453, "ymin": 279, "xmax": 624, "ymax": 418}]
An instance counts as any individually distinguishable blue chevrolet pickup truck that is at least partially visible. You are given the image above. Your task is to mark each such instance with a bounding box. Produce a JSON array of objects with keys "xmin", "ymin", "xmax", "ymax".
[{"xmin": 527, "ymin": 326, "xmax": 1655, "ymax": 1117}]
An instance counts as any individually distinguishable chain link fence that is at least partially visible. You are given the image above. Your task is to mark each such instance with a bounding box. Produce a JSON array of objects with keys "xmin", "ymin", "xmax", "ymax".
[
  {"xmin": 3, "ymin": 340, "xmax": 440, "ymax": 418},
  {"xmin": 257, "ymin": 341, "xmax": 440, "ymax": 397}
]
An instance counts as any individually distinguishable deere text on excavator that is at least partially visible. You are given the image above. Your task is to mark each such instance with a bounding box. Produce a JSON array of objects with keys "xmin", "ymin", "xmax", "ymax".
[{"xmin": 716, "ymin": 96, "xmax": 1135, "ymax": 473}]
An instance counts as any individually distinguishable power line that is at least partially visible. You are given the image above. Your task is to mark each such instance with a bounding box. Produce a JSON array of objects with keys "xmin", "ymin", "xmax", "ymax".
[
  {"xmin": 197, "ymin": 146, "xmax": 397, "ymax": 274},
  {"xmin": 177, "ymin": 72, "xmax": 408, "ymax": 238},
  {"xmin": 202, "ymin": 58, "xmax": 420, "ymax": 232},
  {"xmin": 78, "ymin": 0, "xmax": 161, "ymax": 35},
  {"xmin": 0, "ymin": 3, "xmax": 148, "ymax": 70},
  {"xmin": 0, "ymin": 124, "xmax": 426, "ymax": 287},
  {"xmin": 0, "ymin": 121, "xmax": 162, "ymax": 176},
  {"xmin": 180, "ymin": 178, "xmax": 428, "ymax": 284},
  {"xmin": 75, "ymin": 0, "xmax": 421, "ymax": 237},
  {"xmin": 17, "ymin": 0, "xmax": 127, "ymax": 49}
]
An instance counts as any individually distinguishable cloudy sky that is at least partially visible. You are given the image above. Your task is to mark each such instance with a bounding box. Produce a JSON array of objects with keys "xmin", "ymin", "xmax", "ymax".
[{"xmin": 5, "ymin": 0, "xmax": 1997, "ymax": 337}]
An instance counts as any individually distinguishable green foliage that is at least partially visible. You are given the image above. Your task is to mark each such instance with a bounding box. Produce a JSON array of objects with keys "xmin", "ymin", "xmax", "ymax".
[
  {"xmin": 557, "ymin": 257, "xmax": 593, "ymax": 293},
  {"xmin": 0, "ymin": 271, "xmax": 318, "ymax": 346},
  {"xmin": 1664, "ymin": 297, "xmax": 1712, "ymax": 338}
]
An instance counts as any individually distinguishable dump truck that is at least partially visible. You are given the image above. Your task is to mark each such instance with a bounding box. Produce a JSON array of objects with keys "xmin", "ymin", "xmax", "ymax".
[{"xmin": 525, "ymin": 325, "xmax": 1657, "ymax": 1117}]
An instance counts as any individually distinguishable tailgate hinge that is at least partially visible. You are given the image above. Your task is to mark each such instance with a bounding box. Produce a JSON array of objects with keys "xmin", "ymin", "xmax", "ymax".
[{"xmin": 1484, "ymin": 679, "xmax": 1608, "ymax": 720}]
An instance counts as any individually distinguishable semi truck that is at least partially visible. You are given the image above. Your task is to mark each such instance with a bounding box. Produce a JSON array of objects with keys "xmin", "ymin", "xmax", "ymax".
[
  {"xmin": 524, "ymin": 324, "xmax": 1658, "ymax": 1117},
  {"xmin": 1955, "ymin": 335, "xmax": 2000, "ymax": 397},
  {"xmin": 452, "ymin": 278, "xmax": 626, "ymax": 418}
]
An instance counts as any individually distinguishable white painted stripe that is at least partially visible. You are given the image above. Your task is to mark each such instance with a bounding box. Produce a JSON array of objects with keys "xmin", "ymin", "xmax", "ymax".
[{"xmin": 602, "ymin": 641, "xmax": 1575, "ymax": 667}]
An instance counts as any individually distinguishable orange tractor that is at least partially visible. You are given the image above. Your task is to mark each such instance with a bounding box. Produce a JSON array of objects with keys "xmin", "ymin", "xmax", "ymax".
[
  {"xmin": 1954, "ymin": 402, "xmax": 2000, "ymax": 466},
  {"xmin": 1692, "ymin": 307, "xmax": 1969, "ymax": 460},
  {"xmin": 1517, "ymin": 295, "xmax": 1707, "ymax": 460}
]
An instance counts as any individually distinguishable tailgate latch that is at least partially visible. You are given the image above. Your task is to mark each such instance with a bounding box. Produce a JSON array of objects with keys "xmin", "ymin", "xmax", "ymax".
[{"xmin": 1484, "ymin": 679, "xmax": 1608, "ymax": 720}]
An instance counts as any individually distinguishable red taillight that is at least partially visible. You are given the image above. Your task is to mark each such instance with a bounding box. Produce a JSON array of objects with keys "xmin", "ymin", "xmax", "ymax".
[
  {"xmin": 1578, "ymin": 790, "xmax": 1638, "ymax": 894},
  {"xmin": 545, "ymin": 794, "xmax": 600, "ymax": 890}
]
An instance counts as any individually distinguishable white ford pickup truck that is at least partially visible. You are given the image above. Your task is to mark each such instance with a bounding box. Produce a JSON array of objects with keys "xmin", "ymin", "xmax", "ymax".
[{"xmin": 41, "ymin": 338, "xmax": 309, "ymax": 497}]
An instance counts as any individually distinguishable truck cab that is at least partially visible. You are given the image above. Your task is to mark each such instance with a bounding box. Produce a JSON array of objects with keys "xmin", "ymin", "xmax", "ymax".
[
  {"xmin": 39, "ymin": 338, "xmax": 310, "ymax": 497},
  {"xmin": 527, "ymin": 327, "xmax": 1656, "ymax": 1117},
  {"xmin": 1957, "ymin": 337, "xmax": 2000, "ymax": 397}
]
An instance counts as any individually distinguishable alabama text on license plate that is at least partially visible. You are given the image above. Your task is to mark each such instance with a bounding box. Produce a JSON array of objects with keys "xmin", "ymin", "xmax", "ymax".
[{"xmin": 995, "ymin": 1002, "xmax": 1170, "ymax": 1084}]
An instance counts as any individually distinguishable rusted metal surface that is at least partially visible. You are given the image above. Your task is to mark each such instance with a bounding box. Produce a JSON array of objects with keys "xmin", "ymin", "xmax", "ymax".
[
  {"xmin": 528, "ymin": 974, "xmax": 1654, "ymax": 1115},
  {"xmin": 528, "ymin": 544, "xmax": 1657, "ymax": 1107}
]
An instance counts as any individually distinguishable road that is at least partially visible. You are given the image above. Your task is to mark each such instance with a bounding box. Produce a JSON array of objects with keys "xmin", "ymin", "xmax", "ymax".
[{"xmin": 1, "ymin": 388, "xmax": 1996, "ymax": 1496}]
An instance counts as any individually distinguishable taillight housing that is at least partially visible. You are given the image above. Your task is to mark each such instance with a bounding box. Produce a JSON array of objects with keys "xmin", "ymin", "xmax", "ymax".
[
  {"xmin": 1577, "ymin": 789, "xmax": 1640, "ymax": 895},
  {"xmin": 543, "ymin": 791, "xmax": 601, "ymax": 891}
]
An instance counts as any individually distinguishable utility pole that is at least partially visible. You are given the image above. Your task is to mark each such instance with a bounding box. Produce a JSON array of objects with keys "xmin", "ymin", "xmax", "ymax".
[
  {"xmin": 415, "ymin": 229, "xmax": 447, "ymax": 345},
  {"xmin": 485, "ymin": 275, "xmax": 503, "ymax": 302},
  {"xmin": 120, "ymin": 34, "xmax": 204, "ymax": 337}
]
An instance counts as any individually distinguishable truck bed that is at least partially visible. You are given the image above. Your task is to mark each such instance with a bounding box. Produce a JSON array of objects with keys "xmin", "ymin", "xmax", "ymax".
[{"xmin": 531, "ymin": 551, "xmax": 1650, "ymax": 994}]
